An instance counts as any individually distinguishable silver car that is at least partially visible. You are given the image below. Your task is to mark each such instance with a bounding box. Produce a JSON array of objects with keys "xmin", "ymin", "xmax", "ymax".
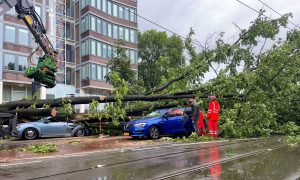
[{"xmin": 13, "ymin": 117, "xmax": 89, "ymax": 140}]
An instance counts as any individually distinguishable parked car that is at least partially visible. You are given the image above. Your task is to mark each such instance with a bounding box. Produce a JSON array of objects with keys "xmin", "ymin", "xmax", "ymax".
[
  {"xmin": 123, "ymin": 108, "xmax": 194, "ymax": 139},
  {"xmin": 12, "ymin": 117, "xmax": 89, "ymax": 140}
]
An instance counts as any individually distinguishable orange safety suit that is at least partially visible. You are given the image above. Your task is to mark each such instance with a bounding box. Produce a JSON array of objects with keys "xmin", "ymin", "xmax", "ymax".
[{"xmin": 207, "ymin": 100, "xmax": 220, "ymax": 137}]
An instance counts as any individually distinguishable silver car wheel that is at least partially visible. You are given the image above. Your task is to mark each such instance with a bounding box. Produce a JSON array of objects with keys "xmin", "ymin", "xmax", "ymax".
[
  {"xmin": 75, "ymin": 129, "xmax": 85, "ymax": 137},
  {"xmin": 23, "ymin": 128, "xmax": 38, "ymax": 140},
  {"xmin": 149, "ymin": 126, "xmax": 159, "ymax": 139}
]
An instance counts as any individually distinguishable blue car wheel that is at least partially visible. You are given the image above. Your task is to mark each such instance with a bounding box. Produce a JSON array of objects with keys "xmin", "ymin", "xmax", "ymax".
[
  {"xmin": 148, "ymin": 126, "xmax": 160, "ymax": 139},
  {"xmin": 23, "ymin": 128, "xmax": 38, "ymax": 140}
]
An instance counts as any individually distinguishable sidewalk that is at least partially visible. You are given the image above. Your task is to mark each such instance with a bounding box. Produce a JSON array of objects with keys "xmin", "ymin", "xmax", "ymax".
[{"xmin": 0, "ymin": 136, "xmax": 164, "ymax": 162}]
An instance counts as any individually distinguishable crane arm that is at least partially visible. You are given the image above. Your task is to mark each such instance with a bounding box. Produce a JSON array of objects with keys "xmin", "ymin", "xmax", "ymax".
[{"xmin": 0, "ymin": 0, "xmax": 56, "ymax": 55}]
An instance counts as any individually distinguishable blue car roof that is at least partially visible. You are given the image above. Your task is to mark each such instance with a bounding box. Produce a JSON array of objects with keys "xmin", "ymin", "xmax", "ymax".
[{"xmin": 154, "ymin": 107, "xmax": 191, "ymax": 114}]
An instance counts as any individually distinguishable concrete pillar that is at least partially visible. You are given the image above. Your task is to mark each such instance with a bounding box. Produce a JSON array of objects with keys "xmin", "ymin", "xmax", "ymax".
[
  {"xmin": 40, "ymin": 86, "xmax": 46, "ymax": 99},
  {"xmin": 0, "ymin": 81, "xmax": 3, "ymax": 104},
  {"xmin": 79, "ymin": 89, "xmax": 85, "ymax": 113}
]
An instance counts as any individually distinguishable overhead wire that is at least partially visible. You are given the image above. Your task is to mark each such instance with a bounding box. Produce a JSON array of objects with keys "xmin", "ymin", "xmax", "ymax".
[
  {"xmin": 257, "ymin": 0, "xmax": 299, "ymax": 28},
  {"xmin": 235, "ymin": 0, "xmax": 294, "ymax": 30}
]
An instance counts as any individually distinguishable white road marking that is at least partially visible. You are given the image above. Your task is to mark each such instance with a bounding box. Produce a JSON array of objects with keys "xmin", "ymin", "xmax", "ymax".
[{"xmin": 0, "ymin": 160, "xmax": 42, "ymax": 167}]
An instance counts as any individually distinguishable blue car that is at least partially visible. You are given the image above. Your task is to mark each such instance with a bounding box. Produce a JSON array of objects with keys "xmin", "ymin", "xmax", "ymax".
[
  {"xmin": 12, "ymin": 117, "xmax": 89, "ymax": 140},
  {"xmin": 124, "ymin": 108, "xmax": 194, "ymax": 139}
]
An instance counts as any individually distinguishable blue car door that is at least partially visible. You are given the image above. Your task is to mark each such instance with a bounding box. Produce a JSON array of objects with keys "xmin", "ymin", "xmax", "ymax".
[
  {"xmin": 165, "ymin": 109, "xmax": 186, "ymax": 134},
  {"xmin": 167, "ymin": 116, "xmax": 185, "ymax": 133},
  {"xmin": 157, "ymin": 117, "xmax": 170, "ymax": 135},
  {"xmin": 40, "ymin": 118, "xmax": 68, "ymax": 137}
]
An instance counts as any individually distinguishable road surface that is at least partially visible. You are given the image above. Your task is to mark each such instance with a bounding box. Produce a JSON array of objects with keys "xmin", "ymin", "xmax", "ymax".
[{"xmin": 0, "ymin": 137, "xmax": 299, "ymax": 180}]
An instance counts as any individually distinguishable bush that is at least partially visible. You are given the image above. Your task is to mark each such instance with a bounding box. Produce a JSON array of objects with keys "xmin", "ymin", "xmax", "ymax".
[
  {"xmin": 219, "ymin": 118, "xmax": 238, "ymax": 138},
  {"xmin": 18, "ymin": 144, "xmax": 58, "ymax": 153},
  {"xmin": 284, "ymin": 135, "xmax": 300, "ymax": 146},
  {"xmin": 161, "ymin": 133, "xmax": 218, "ymax": 143},
  {"xmin": 281, "ymin": 122, "xmax": 300, "ymax": 136}
]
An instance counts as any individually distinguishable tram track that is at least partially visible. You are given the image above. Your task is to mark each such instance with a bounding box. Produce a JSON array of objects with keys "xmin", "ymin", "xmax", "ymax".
[
  {"xmin": 152, "ymin": 144, "xmax": 286, "ymax": 180},
  {"xmin": 29, "ymin": 137, "xmax": 281, "ymax": 179}
]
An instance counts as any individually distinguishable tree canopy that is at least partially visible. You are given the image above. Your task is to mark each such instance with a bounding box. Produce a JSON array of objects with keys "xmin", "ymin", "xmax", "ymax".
[{"xmin": 135, "ymin": 11, "xmax": 300, "ymax": 137}]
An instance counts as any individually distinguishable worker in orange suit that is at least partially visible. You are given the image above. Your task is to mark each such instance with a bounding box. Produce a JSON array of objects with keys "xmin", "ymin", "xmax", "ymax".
[
  {"xmin": 197, "ymin": 110, "xmax": 206, "ymax": 136},
  {"xmin": 207, "ymin": 96, "xmax": 220, "ymax": 138}
]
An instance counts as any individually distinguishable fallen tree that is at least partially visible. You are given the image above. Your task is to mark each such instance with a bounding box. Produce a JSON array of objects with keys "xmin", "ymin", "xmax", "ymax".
[
  {"xmin": 0, "ymin": 94, "xmax": 198, "ymax": 111},
  {"xmin": 8, "ymin": 108, "xmax": 57, "ymax": 119}
]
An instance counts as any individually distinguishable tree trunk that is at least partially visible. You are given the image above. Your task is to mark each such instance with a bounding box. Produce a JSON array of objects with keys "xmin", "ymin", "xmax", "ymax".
[
  {"xmin": 8, "ymin": 108, "xmax": 57, "ymax": 119},
  {"xmin": 0, "ymin": 94, "xmax": 198, "ymax": 111}
]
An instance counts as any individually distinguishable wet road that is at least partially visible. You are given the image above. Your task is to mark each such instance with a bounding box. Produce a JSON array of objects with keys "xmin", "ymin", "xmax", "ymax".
[{"xmin": 0, "ymin": 137, "xmax": 299, "ymax": 180}]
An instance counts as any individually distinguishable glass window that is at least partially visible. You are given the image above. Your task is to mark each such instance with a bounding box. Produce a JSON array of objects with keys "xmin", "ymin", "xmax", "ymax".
[
  {"xmin": 4, "ymin": 54, "xmax": 15, "ymax": 70},
  {"xmin": 134, "ymin": 9, "xmax": 137, "ymax": 22},
  {"xmin": 81, "ymin": 64, "xmax": 89, "ymax": 80},
  {"xmin": 134, "ymin": 30, "xmax": 138, "ymax": 43},
  {"xmin": 124, "ymin": 7, "xmax": 129, "ymax": 20},
  {"xmin": 91, "ymin": 16, "xmax": 96, "ymax": 31},
  {"xmin": 91, "ymin": 64, "xmax": 97, "ymax": 80},
  {"xmin": 113, "ymin": 4, "xmax": 118, "ymax": 17},
  {"xmin": 3, "ymin": 84, "xmax": 12, "ymax": 102},
  {"xmin": 97, "ymin": 19, "xmax": 102, "ymax": 34},
  {"xmin": 102, "ymin": 0, "xmax": 107, "ymax": 12},
  {"xmin": 5, "ymin": 25, "xmax": 16, "ymax": 43},
  {"xmin": 102, "ymin": 20, "xmax": 107, "ymax": 36},
  {"xmin": 119, "ymin": 26, "xmax": 124, "ymax": 40},
  {"xmin": 130, "ymin": 8, "xmax": 135, "ymax": 22},
  {"xmin": 85, "ymin": 40, "xmax": 89, "ymax": 55},
  {"xmin": 130, "ymin": 50, "xmax": 135, "ymax": 64},
  {"xmin": 107, "ymin": 1, "xmax": 112, "ymax": 15},
  {"xmin": 96, "ymin": 0, "xmax": 101, "ymax": 10},
  {"xmin": 19, "ymin": 29, "xmax": 29, "ymax": 46},
  {"xmin": 91, "ymin": 0, "xmax": 96, "ymax": 7},
  {"xmin": 66, "ymin": 22, "xmax": 74, "ymax": 40},
  {"xmin": 81, "ymin": 16, "xmax": 86, "ymax": 32},
  {"xmin": 125, "ymin": 28, "xmax": 129, "ymax": 42},
  {"xmin": 118, "ymin": 6, "xmax": 124, "ymax": 19},
  {"xmin": 113, "ymin": 25, "xmax": 118, "ymax": 39},
  {"xmin": 97, "ymin": 41, "xmax": 102, "ymax": 57},
  {"xmin": 66, "ymin": 67, "xmax": 75, "ymax": 85},
  {"xmin": 91, "ymin": 40, "xmax": 96, "ymax": 55},
  {"xmin": 103, "ymin": 66, "xmax": 108, "ymax": 80},
  {"xmin": 97, "ymin": 65, "xmax": 102, "ymax": 81},
  {"xmin": 81, "ymin": 41, "xmax": 86, "ymax": 56},
  {"xmin": 12, "ymin": 86, "xmax": 26, "ymax": 101},
  {"xmin": 66, "ymin": 0, "xmax": 75, "ymax": 18},
  {"xmin": 134, "ymin": 50, "xmax": 138, "ymax": 64},
  {"xmin": 86, "ymin": 15, "xmax": 90, "ymax": 31},
  {"xmin": 66, "ymin": 44, "xmax": 74, "ymax": 63},
  {"xmin": 107, "ymin": 23, "xmax": 112, "ymax": 38},
  {"xmin": 130, "ymin": 29, "xmax": 135, "ymax": 43},
  {"xmin": 18, "ymin": 56, "xmax": 28, "ymax": 71},
  {"xmin": 80, "ymin": 0, "xmax": 86, "ymax": 9},
  {"xmin": 102, "ymin": 44, "xmax": 107, "ymax": 58},
  {"xmin": 107, "ymin": 45, "xmax": 112, "ymax": 58}
]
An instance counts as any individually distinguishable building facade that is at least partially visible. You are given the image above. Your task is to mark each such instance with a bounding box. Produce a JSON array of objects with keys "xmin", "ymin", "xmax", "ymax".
[
  {"xmin": 0, "ymin": 0, "xmax": 138, "ymax": 112},
  {"xmin": 76, "ymin": 0, "xmax": 138, "ymax": 112}
]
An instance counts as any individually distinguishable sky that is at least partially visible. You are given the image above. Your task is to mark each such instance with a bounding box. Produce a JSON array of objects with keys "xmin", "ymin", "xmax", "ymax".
[
  {"xmin": 137, "ymin": 0, "xmax": 300, "ymax": 81},
  {"xmin": 138, "ymin": 0, "xmax": 300, "ymax": 44}
]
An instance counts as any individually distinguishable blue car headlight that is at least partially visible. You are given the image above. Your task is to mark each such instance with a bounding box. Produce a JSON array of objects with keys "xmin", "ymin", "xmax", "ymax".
[{"xmin": 134, "ymin": 123, "xmax": 147, "ymax": 128}]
